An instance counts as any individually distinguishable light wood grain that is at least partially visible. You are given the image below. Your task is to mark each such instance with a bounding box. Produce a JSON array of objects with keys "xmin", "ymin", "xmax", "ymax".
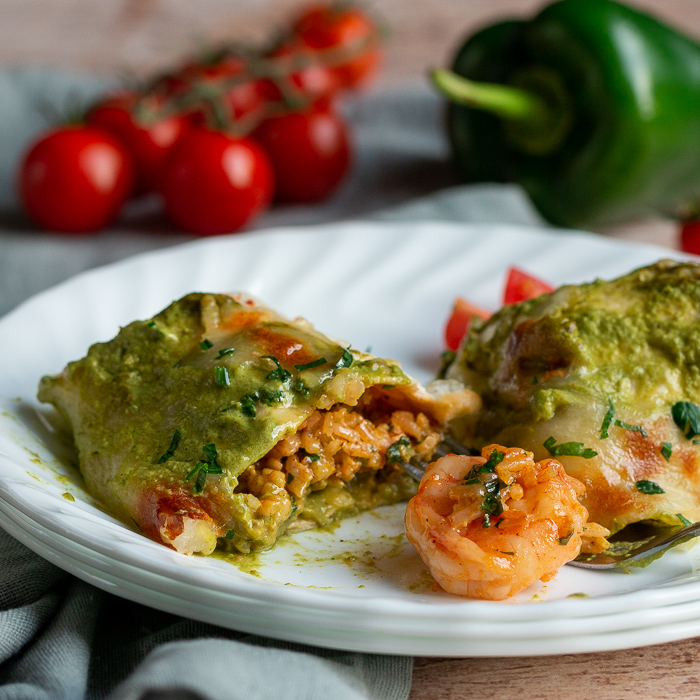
[
  {"xmin": 2, "ymin": 1, "xmax": 699, "ymax": 697},
  {"xmin": 411, "ymin": 637, "xmax": 700, "ymax": 700}
]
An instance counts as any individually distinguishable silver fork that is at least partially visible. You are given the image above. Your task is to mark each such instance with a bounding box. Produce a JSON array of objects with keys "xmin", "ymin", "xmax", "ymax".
[{"xmin": 399, "ymin": 441, "xmax": 700, "ymax": 569}]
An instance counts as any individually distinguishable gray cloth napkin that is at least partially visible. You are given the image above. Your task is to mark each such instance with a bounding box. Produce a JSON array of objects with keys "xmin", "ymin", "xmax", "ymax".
[{"xmin": 0, "ymin": 68, "xmax": 544, "ymax": 700}]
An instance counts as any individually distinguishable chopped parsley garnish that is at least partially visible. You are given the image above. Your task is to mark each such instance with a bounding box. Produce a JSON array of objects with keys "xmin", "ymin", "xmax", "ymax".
[
  {"xmin": 672, "ymin": 401, "xmax": 700, "ymax": 440},
  {"xmin": 532, "ymin": 376, "xmax": 539, "ymax": 385},
  {"xmin": 482, "ymin": 513, "xmax": 498, "ymax": 528},
  {"xmin": 224, "ymin": 529, "xmax": 235, "ymax": 540},
  {"xmin": 614, "ymin": 419, "xmax": 647, "ymax": 437},
  {"xmin": 333, "ymin": 347, "xmax": 353, "ymax": 370},
  {"xmin": 240, "ymin": 394, "xmax": 257, "ymax": 417},
  {"xmin": 599, "ymin": 398, "xmax": 615, "ymax": 439},
  {"xmin": 294, "ymin": 358, "xmax": 327, "ymax": 371},
  {"xmin": 294, "ymin": 380, "xmax": 310, "ymax": 397},
  {"xmin": 462, "ymin": 449, "xmax": 507, "ymax": 527},
  {"xmin": 661, "ymin": 442, "xmax": 673, "ymax": 462},
  {"xmin": 635, "ymin": 479, "xmax": 665, "ymax": 495},
  {"xmin": 186, "ymin": 443, "xmax": 224, "ymax": 493},
  {"xmin": 215, "ymin": 366, "xmax": 230, "ymax": 386},
  {"xmin": 200, "ymin": 339, "xmax": 213, "ymax": 350},
  {"xmin": 287, "ymin": 473, "xmax": 295, "ymax": 483},
  {"xmin": 463, "ymin": 449, "xmax": 505, "ymax": 482},
  {"xmin": 558, "ymin": 530, "xmax": 574, "ymax": 546},
  {"xmin": 301, "ymin": 449, "xmax": 320, "ymax": 462},
  {"xmin": 386, "ymin": 436, "xmax": 411, "ymax": 464},
  {"xmin": 217, "ymin": 347, "xmax": 235, "ymax": 358},
  {"xmin": 498, "ymin": 550, "xmax": 515, "ymax": 556},
  {"xmin": 147, "ymin": 320, "xmax": 165, "ymax": 338},
  {"xmin": 237, "ymin": 387, "xmax": 285, "ymax": 416},
  {"xmin": 600, "ymin": 400, "xmax": 647, "ymax": 438},
  {"xmin": 480, "ymin": 477, "xmax": 503, "ymax": 521},
  {"xmin": 677, "ymin": 513, "xmax": 692, "ymax": 527},
  {"xmin": 157, "ymin": 430, "xmax": 180, "ymax": 463},
  {"xmin": 262, "ymin": 355, "xmax": 291, "ymax": 382},
  {"xmin": 543, "ymin": 437, "xmax": 597, "ymax": 459}
]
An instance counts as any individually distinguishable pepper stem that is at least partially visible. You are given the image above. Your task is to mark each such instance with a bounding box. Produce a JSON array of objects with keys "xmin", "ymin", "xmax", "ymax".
[{"xmin": 431, "ymin": 68, "xmax": 548, "ymax": 123}]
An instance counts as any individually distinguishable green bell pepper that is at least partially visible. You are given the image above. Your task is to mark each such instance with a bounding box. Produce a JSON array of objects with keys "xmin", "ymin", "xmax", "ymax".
[{"xmin": 433, "ymin": 0, "xmax": 700, "ymax": 228}]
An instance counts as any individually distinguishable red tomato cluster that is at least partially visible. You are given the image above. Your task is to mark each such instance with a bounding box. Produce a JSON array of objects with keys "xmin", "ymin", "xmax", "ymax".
[
  {"xmin": 19, "ymin": 3, "xmax": 382, "ymax": 235},
  {"xmin": 444, "ymin": 267, "xmax": 554, "ymax": 351}
]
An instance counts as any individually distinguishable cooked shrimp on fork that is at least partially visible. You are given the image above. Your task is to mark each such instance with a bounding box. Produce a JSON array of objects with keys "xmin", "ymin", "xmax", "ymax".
[{"xmin": 404, "ymin": 444, "xmax": 608, "ymax": 600}]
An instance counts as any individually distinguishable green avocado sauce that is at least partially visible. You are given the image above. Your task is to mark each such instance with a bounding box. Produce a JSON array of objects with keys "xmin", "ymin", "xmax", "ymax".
[
  {"xmin": 451, "ymin": 260, "xmax": 700, "ymax": 431},
  {"xmin": 38, "ymin": 293, "xmax": 414, "ymax": 552}
]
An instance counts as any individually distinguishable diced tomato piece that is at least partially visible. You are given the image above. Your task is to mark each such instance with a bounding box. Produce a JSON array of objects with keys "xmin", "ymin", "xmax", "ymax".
[
  {"xmin": 444, "ymin": 297, "xmax": 491, "ymax": 351},
  {"xmin": 503, "ymin": 267, "xmax": 554, "ymax": 305},
  {"xmin": 680, "ymin": 221, "xmax": 700, "ymax": 256}
]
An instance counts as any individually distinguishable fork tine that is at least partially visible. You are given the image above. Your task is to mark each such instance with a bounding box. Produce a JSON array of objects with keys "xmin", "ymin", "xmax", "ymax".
[{"xmin": 399, "ymin": 436, "xmax": 473, "ymax": 482}]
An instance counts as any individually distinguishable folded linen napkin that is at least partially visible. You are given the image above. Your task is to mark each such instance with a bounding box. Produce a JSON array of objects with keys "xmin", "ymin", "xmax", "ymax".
[{"xmin": 0, "ymin": 68, "xmax": 544, "ymax": 700}]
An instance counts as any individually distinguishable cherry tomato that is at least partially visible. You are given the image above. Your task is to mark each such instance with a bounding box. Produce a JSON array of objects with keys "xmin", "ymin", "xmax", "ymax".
[
  {"xmin": 254, "ymin": 102, "xmax": 350, "ymax": 203},
  {"xmin": 444, "ymin": 297, "xmax": 491, "ymax": 351},
  {"xmin": 19, "ymin": 126, "xmax": 134, "ymax": 233},
  {"xmin": 680, "ymin": 221, "xmax": 700, "ymax": 256},
  {"xmin": 292, "ymin": 5, "xmax": 381, "ymax": 89},
  {"xmin": 264, "ymin": 43, "xmax": 341, "ymax": 103},
  {"xmin": 159, "ymin": 128, "xmax": 274, "ymax": 235},
  {"xmin": 503, "ymin": 267, "xmax": 554, "ymax": 305},
  {"xmin": 165, "ymin": 57, "xmax": 269, "ymax": 129},
  {"xmin": 87, "ymin": 92, "xmax": 189, "ymax": 193}
]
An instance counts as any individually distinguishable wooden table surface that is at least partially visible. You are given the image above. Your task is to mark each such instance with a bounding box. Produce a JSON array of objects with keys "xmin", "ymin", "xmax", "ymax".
[{"xmin": 3, "ymin": 0, "xmax": 700, "ymax": 696}]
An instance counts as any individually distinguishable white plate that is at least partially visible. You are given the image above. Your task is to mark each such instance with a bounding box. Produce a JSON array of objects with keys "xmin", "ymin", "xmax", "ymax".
[{"xmin": 1, "ymin": 220, "xmax": 699, "ymax": 656}]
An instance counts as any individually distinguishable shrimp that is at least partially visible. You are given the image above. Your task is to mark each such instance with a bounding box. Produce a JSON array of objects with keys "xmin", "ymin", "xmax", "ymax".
[{"xmin": 404, "ymin": 444, "xmax": 607, "ymax": 600}]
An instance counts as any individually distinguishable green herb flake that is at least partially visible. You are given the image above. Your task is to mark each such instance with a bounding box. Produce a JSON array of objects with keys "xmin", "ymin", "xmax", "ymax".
[
  {"xmin": 301, "ymin": 450, "xmax": 320, "ymax": 462},
  {"xmin": 532, "ymin": 376, "xmax": 539, "ymax": 385},
  {"xmin": 215, "ymin": 366, "xmax": 230, "ymax": 387},
  {"xmin": 543, "ymin": 436, "xmax": 597, "ymax": 459},
  {"xmin": 294, "ymin": 357, "xmax": 327, "ymax": 371},
  {"xmin": 635, "ymin": 479, "xmax": 665, "ymax": 495},
  {"xmin": 661, "ymin": 442, "xmax": 673, "ymax": 462},
  {"xmin": 287, "ymin": 473, "xmax": 295, "ymax": 483},
  {"xmin": 147, "ymin": 320, "xmax": 166, "ymax": 338},
  {"xmin": 600, "ymin": 398, "xmax": 615, "ymax": 439},
  {"xmin": 294, "ymin": 380, "xmax": 310, "ymax": 398},
  {"xmin": 256, "ymin": 388, "xmax": 283, "ymax": 406},
  {"xmin": 157, "ymin": 429, "xmax": 181, "ymax": 464},
  {"xmin": 498, "ymin": 550, "xmax": 515, "ymax": 556},
  {"xmin": 200, "ymin": 339, "xmax": 214, "ymax": 350},
  {"xmin": 463, "ymin": 478, "xmax": 480, "ymax": 485},
  {"xmin": 240, "ymin": 394, "xmax": 257, "ymax": 417},
  {"xmin": 224, "ymin": 529, "xmax": 235, "ymax": 540},
  {"xmin": 480, "ymin": 476, "xmax": 504, "ymax": 522},
  {"xmin": 263, "ymin": 355, "xmax": 291, "ymax": 382},
  {"xmin": 463, "ymin": 449, "xmax": 505, "ymax": 482},
  {"xmin": 333, "ymin": 347, "xmax": 353, "ymax": 370},
  {"xmin": 614, "ymin": 419, "xmax": 647, "ymax": 437},
  {"xmin": 186, "ymin": 444, "xmax": 223, "ymax": 493},
  {"xmin": 677, "ymin": 513, "xmax": 692, "ymax": 527},
  {"xmin": 386, "ymin": 436, "xmax": 411, "ymax": 464},
  {"xmin": 558, "ymin": 530, "xmax": 574, "ymax": 546},
  {"xmin": 672, "ymin": 401, "xmax": 700, "ymax": 440}
]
